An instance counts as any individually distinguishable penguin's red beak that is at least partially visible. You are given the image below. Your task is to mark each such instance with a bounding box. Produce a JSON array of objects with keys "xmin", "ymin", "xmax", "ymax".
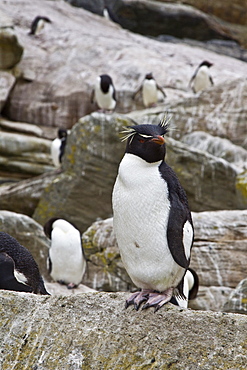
[{"xmin": 151, "ymin": 136, "xmax": 165, "ymax": 145}]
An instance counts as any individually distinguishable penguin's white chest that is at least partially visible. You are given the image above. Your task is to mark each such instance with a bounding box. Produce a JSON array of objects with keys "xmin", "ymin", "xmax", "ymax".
[
  {"xmin": 49, "ymin": 228, "xmax": 85, "ymax": 285},
  {"xmin": 51, "ymin": 138, "xmax": 61, "ymax": 167},
  {"xmin": 112, "ymin": 154, "xmax": 183, "ymax": 292},
  {"xmin": 192, "ymin": 66, "xmax": 212, "ymax": 92},
  {"xmin": 142, "ymin": 80, "xmax": 158, "ymax": 107},
  {"xmin": 95, "ymin": 82, "xmax": 116, "ymax": 110}
]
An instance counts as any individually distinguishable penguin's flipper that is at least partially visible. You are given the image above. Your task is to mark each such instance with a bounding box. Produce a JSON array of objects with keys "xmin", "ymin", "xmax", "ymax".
[
  {"xmin": 90, "ymin": 89, "xmax": 95, "ymax": 104},
  {"xmin": 187, "ymin": 267, "xmax": 199, "ymax": 300},
  {"xmin": 157, "ymin": 84, "xmax": 167, "ymax": 98},
  {"xmin": 209, "ymin": 75, "xmax": 214, "ymax": 86},
  {"xmin": 0, "ymin": 253, "xmax": 32, "ymax": 293},
  {"xmin": 47, "ymin": 256, "xmax": 52, "ymax": 274},
  {"xmin": 36, "ymin": 277, "xmax": 50, "ymax": 295},
  {"xmin": 132, "ymin": 85, "xmax": 142, "ymax": 100},
  {"xmin": 160, "ymin": 163, "xmax": 193, "ymax": 270}
]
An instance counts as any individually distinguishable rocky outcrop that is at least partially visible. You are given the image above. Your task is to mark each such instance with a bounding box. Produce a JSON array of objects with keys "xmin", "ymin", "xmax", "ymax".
[
  {"xmin": 0, "ymin": 172, "xmax": 57, "ymax": 216},
  {"xmin": 0, "ymin": 290, "xmax": 247, "ymax": 369},
  {"xmin": 82, "ymin": 210, "xmax": 247, "ymax": 311},
  {"xmin": 155, "ymin": 0, "xmax": 247, "ymax": 26},
  {"xmin": 0, "ymin": 130, "xmax": 53, "ymax": 179},
  {"xmin": 0, "ymin": 72, "xmax": 15, "ymax": 112},
  {"xmin": 223, "ymin": 278, "xmax": 247, "ymax": 315},
  {"xmin": 1, "ymin": 0, "xmax": 247, "ymax": 129},
  {"xmin": 105, "ymin": 0, "xmax": 235, "ymax": 41},
  {"xmin": 0, "ymin": 10, "xmax": 23, "ymax": 69}
]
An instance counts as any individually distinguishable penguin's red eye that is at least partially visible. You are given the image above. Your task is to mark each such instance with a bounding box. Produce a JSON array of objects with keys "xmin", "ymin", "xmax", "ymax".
[{"xmin": 138, "ymin": 139, "xmax": 145, "ymax": 143}]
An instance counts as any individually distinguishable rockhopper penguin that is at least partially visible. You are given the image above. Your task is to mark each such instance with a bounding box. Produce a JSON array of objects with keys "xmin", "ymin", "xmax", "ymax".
[
  {"xmin": 133, "ymin": 73, "xmax": 166, "ymax": 108},
  {"xmin": 51, "ymin": 128, "xmax": 68, "ymax": 168},
  {"xmin": 91, "ymin": 74, "xmax": 117, "ymax": 112},
  {"xmin": 0, "ymin": 232, "xmax": 49, "ymax": 295},
  {"xmin": 189, "ymin": 60, "xmax": 214, "ymax": 93},
  {"xmin": 112, "ymin": 118, "xmax": 194, "ymax": 311},
  {"xmin": 29, "ymin": 16, "xmax": 52, "ymax": 36},
  {"xmin": 44, "ymin": 218, "xmax": 86, "ymax": 289}
]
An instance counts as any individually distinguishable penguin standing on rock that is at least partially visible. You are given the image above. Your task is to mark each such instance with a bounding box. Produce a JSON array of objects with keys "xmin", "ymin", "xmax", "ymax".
[
  {"xmin": 51, "ymin": 128, "xmax": 68, "ymax": 168},
  {"xmin": 0, "ymin": 232, "xmax": 49, "ymax": 295},
  {"xmin": 133, "ymin": 73, "xmax": 166, "ymax": 108},
  {"xmin": 189, "ymin": 60, "xmax": 214, "ymax": 93},
  {"xmin": 112, "ymin": 118, "xmax": 194, "ymax": 311},
  {"xmin": 29, "ymin": 16, "xmax": 52, "ymax": 36},
  {"xmin": 91, "ymin": 74, "xmax": 117, "ymax": 112},
  {"xmin": 44, "ymin": 218, "xmax": 86, "ymax": 289}
]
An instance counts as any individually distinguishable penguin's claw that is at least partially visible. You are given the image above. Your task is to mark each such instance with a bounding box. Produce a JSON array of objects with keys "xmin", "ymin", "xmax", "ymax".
[
  {"xmin": 125, "ymin": 290, "xmax": 149, "ymax": 310},
  {"xmin": 142, "ymin": 288, "xmax": 173, "ymax": 312}
]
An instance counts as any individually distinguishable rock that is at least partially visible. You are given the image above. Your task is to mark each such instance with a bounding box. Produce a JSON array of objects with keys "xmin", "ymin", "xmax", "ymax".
[
  {"xmin": 0, "ymin": 171, "xmax": 58, "ymax": 215},
  {"xmin": 165, "ymin": 137, "xmax": 242, "ymax": 211},
  {"xmin": 44, "ymin": 281, "xmax": 95, "ymax": 295},
  {"xmin": 181, "ymin": 131, "xmax": 247, "ymax": 170},
  {"xmin": 223, "ymin": 279, "xmax": 247, "ymax": 314},
  {"xmin": 192, "ymin": 210, "xmax": 247, "ymax": 290},
  {"xmin": 129, "ymin": 77, "xmax": 247, "ymax": 148},
  {"xmin": 0, "ymin": 130, "xmax": 54, "ymax": 178},
  {"xmin": 156, "ymin": 0, "xmax": 247, "ymax": 27},
  {"xmin": 0, "ymin": 210, "xmax": 50, "ymax": 280},
  {"xmin": 0, "ymin": 21, "xmax": 23, "ymax": 69},
  {"xmin": 0, "ymin": 290, "xmax": 247, "ymax": 369},
  {"xmin": 1, "ymin": 0, "xmax": 247, "ymax": 128},
  {"xmin": 107, "ymin": 0, "xmax": 235, "ymax": 41},
  {"xmin": 0, "ymin": 72, "xmax": 16, "ymax": 112},
  {"xmin": 65, "ymin": 0, "xmax": 105, "ymax": 16},
  {"xmin": 0, "ymin": 117, "xmax": 44, "ymax": 137},
  {"xmin": 81, "ymin": 209, "xmax": 247, "ymax": 311}
]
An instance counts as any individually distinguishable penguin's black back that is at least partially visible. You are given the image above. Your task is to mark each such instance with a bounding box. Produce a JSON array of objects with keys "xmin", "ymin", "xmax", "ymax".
[
  {"xmin": 159, "ymin": 161, "xmax": 193, "ymax": 269},
  {"xmin": 0, "ymin": 232, "xmax": 49, "ymax": 295}
]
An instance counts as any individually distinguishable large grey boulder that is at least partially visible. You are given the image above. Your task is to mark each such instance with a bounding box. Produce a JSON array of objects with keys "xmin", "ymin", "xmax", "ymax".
[
  {"xmin": 106, "ymin": 0, "xmax": 234, "ymax": 41},
  {"xmin": 0, "ymin": 10, "xmax": 23, "ymax": 69},
  {"xmin": 1, "ymin": 0, "xmax": 246, "ymax": 128},
  {"xmin": 0, "ymin": 290, "xmax": 247, "ymax": 369}
]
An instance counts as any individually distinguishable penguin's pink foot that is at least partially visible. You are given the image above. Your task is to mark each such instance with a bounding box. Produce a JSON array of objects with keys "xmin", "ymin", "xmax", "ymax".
[
  {"xmin": 67, "ymin": 282, "xmax": 78, "ymax": 289},
  {"xmin": 142, "ymin": 287, "xmax": 174, "ymax": 312},
  {"xmin": 125, "ymin": 289, "xmax": 151, "ymax": 310}
]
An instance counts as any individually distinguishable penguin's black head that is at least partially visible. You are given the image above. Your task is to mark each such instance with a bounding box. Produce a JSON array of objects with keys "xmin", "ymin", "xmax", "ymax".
[
  {"xmin": 199, "ymin": 60, "xmax": 213, "ymax": 68},
  {"xmin": 145, "ymin": 73, "xmax": 153, "ymax": 80},
  {"xmin": 58, "ymin": 128, "xmax": 67, "ymax": 139},
  {"xmin": 100, "ymin": 74, "xmax": 113, "ymax": 93},
  {"xmin": 122, "ymin": 120, "xmax": 169, "ymax": 163}
]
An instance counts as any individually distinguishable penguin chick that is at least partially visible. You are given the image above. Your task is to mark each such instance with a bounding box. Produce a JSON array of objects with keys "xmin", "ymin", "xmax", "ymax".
[
  {"xmin": 189, "ymin": 60, "xmax": 214, "ymax": 93},
  {"xmin": 51, "ymin": 128, "xmax": 68, "ymax": 168},
  {"xmin": 133, "ymin": 73, "xmax": 166, "ymax": 108},
  {"xmin": 91, "ymin": 74, "xmax": 117, "ymax": 112},
  {"xmin": 44, "ymin": 218, "xmax": 86, "ymax": 289},
  {"xmin": 0, "ymin": 232, "xmax": 49, "ymax": 295},
  {"xmin": 112, "ymin": 119, "xmax": 194, "ymax": 311},
  {"xmin": 170, "ymin": 268, "xmax": 199, "ymax": 308},
  {"xmin": 29, "ymin": 16, "xmax": 52, "ymax": 35}
]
